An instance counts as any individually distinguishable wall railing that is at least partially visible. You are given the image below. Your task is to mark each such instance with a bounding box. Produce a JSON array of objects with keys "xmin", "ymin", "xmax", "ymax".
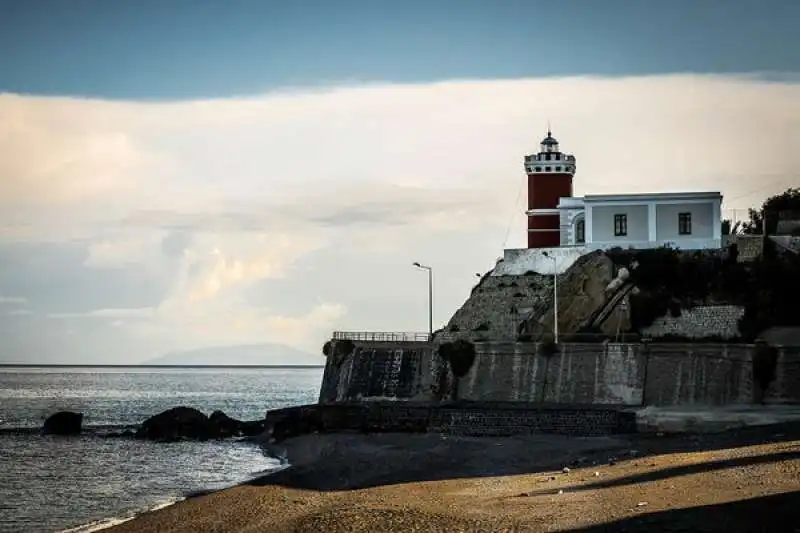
[{"xmin": 332, "ymin": 331, "xmax": 431, "ymax": 342}]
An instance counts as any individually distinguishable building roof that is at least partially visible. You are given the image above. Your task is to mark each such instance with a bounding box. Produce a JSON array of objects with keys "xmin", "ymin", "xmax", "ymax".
[{"xmin": 583, "ymin": 191, "xmax": 722, "ymax": 203}]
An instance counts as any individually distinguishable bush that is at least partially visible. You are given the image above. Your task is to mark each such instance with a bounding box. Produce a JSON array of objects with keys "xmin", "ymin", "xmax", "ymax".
[
  {"xmin": 539, "ymin": 336, "xmax": 558, "ymax": 357},
  {"xmin": 438, "ymin": 340, "xmax": 477, "ymax": 378},
  {"xmin": 473, "ymin": 322, "xmax": 490, "ymax": 331},
  {"xmin": 448, "ymin": 324, "xmax": 460, "ymax": 332},
  {"xmin": 334, "ymin": 339, "xmax": 355, "ymax": 357},
  {"xmin": 752, "ymin": 342, "xmax": 779, "ymax": 404}
]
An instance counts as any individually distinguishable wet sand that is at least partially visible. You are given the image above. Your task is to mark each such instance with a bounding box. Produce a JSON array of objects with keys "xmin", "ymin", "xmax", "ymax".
[{"xmin": 108, "ymin": 424, "xmax": 800, "ymax": 532}]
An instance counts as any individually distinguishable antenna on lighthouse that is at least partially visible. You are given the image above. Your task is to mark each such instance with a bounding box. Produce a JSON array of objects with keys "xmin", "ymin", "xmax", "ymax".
[{"xmin": 547, "ymin": 119, "xmax": 551, "ymax": 136}]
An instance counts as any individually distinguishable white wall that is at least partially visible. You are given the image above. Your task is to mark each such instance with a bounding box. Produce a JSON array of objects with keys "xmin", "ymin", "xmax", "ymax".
[
  {"xmin": 591, "ymin": 204, "xmax": 649, "ymax": 243},
  {"xmin": 491, "ymin": 246, "xmax": 586, "ymax": 276},
  {"xmin": 656, "ymin": 202, "xmax": 714, "ymax": 241}
]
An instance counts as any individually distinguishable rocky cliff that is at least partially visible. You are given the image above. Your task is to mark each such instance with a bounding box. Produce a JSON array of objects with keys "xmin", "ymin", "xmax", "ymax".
[{"xmin": 440, "ymin": 240, "xmax": 800, "ymax": 344}]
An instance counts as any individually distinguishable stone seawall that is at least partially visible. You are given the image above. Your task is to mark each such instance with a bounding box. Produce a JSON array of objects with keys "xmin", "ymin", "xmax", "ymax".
[
  {"xmin": 265, "ymin": 402, "xmax": 636, "ymax": 442},
  {"xmin": 321, "ymin": 340, "xmax": 800, "ymax": 407},
  {"xmin": 319, "ymin": 341, "xmax": 432, "ymax": 403},
  {"xmin": 458, "ymin": 342, "xmax": 645, "ymax": 405}
]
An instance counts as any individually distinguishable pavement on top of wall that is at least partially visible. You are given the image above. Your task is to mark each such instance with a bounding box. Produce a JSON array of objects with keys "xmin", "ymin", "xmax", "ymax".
[{"xmin": 631, "ymin": 404, "xmax": 800, "ymax": 434}]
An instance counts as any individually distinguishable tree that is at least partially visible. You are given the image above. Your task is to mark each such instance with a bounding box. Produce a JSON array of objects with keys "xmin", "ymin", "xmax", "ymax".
[
  {"xmin": 742, "ymin": 188, "xmax": 800, "ymax": 235},
  {"xmin": 721, "ymin": 219, "xmax": 742, "ymax": 236}
]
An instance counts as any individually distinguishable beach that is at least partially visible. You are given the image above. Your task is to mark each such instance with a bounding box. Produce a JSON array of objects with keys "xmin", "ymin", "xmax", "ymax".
[{"xmin": 108, "ymin": 423, "xmax": 800, "ymax": 533}]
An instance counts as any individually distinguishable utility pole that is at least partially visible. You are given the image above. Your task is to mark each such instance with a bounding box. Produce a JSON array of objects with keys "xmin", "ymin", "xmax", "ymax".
[
  {"xmin": 412, "ymin": 262, "xmax": 433, "ymax": 339},
  {"xmin": 541, "ymin": 252, "xmax": 559, "ymax": 344}
]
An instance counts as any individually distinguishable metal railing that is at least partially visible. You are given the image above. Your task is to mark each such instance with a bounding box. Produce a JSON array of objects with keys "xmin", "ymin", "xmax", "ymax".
[{"xmin": 332, "ymin": 331, "xmax": 431, "ymax": 342}]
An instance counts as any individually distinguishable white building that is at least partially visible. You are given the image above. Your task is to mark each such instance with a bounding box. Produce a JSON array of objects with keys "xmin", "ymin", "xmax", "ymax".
[
  {"xmin": 493, "ymin": 132, "xmax": 725, "ymax": 277},
  {"xmin": 554, "ymin": 191, "xmax": 723, "ymax": 250}
]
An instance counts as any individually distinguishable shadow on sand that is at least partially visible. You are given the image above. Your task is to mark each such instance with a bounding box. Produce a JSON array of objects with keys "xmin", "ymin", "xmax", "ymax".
[
  {"xmin": 526, "ymin": 449, "xmax": 800, "ymax": 496},
  {"xmin": 247, "ymin": 420, "xmax": 800, "ymax": 492},
  {"xmin": 563, "ymin": 490, "xmax": 800, "ymax": 532}
]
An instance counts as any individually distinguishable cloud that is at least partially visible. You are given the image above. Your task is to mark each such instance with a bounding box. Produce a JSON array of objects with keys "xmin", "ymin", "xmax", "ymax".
[
  {"xmin": 0, "ymin": 296, "xmax": 27, "ymax": 304},
  {"xmin": 1, "ymin": 73, "xmax": 799, "ymax": 362}
]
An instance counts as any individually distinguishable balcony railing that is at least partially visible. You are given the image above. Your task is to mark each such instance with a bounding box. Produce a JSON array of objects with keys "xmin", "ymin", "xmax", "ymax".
[{"xmin": 332, "ymin": 331, "xmax": 431, "ymax": 342}]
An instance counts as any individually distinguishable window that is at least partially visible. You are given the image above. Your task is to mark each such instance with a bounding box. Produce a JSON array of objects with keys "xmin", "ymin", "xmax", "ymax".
[
  {"xmin": 679, "ymin": 212, "xmax": 692, "ymax": 235},
  {"xmin": 555, "ymin": 166, "xmax": 562, "ymax": 171},
  {"xmin": 535, "ymin": 166, "xmax": 541, "ymax": 172},
  {"xmin": 545, "ymin": 153, "xmax": 552, "ymax": 161},
  {"xmin": 614, "ymin": 214, "xmax": 628, "ymax": 236},
  {"xmin": 545, "ymin": 166, "xmax": 552, "ymax": 172},
  {"xmin": 576, "ymin": 218, "xmax": 585, "ymax": 244}
]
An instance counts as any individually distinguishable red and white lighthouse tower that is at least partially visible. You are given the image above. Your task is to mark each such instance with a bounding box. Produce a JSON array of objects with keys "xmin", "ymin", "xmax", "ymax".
[{"xmin": 524, "ymin": 130, "xmax": 576, "ymax": 248}]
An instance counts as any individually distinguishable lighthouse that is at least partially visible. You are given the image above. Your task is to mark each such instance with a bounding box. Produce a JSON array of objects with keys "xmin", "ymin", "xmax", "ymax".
[{"xmin": 523, "ymin": 130, "xmax": 576, "ymax": 248}]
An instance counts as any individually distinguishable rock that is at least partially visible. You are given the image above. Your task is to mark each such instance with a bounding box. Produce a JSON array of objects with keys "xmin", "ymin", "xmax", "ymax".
[
  {"xmin": 136, "ymin": 407, "xmax": 213, "ymax": 441},
  {"xmin": 209, "ymin": 410, "xmax": 243, "ymax": 438},
  {"xmin": 42, "ymin": 411, "xmax": 83, "ymax": 435},
  {"xmin": 562, "ymin": 467, "xmax": 571, "ymax": 474},
  {"xmin": 209, "ymin": 411, "xmax": 266, "ymax": 438}
]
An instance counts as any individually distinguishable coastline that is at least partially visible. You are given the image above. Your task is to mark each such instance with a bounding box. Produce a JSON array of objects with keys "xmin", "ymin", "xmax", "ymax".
[
  {"xmin": 61, "ymin": 456, "xmax": 292, "ymax": 533},
  {"xmin": 104, "ymin": 423, "xmax": 800, "ymax": 532},
  {"xmin": 61, "ymin": 499, "xmax": 185, "ymax": 533}
]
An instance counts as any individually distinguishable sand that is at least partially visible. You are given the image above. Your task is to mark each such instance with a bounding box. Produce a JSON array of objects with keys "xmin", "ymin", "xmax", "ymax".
[{"xmin": 108, "ymin": 424, "xmax": 800, "ymax": 532}]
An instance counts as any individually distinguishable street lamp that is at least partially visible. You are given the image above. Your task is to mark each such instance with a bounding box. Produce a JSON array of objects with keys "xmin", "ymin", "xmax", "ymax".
[
  {"xmin": 541, "ymin": 252, "xmax": 558, "ymax": 344},
  {"xmin": 412, "ymin": 262, "xmax": 433, "ymax": 338}
]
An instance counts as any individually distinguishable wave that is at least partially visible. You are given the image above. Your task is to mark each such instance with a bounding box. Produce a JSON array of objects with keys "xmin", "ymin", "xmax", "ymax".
[
  {"xmin": 58, "ymin": 464, "xmax": 289, "ymax": 533},
  {"xmin": 59, "ymin": 498, "xmax": 185, "ymax": 533}
]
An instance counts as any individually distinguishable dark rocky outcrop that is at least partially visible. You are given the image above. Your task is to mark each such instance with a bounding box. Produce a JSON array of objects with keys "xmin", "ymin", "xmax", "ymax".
[
  {"xmin": 136, "ymin": 407, "xmax": 266, "ymax": 441},
  {"xmin": 136, "ymin": 407, "xmax": 214, "ymax": 441},
  {"xmin": 209, "ymin": 410, "xmax": 265, "ymax": 438},
  {"xmin": 42, "ymin": 411, "xmax": 83, "ymax": 435}
]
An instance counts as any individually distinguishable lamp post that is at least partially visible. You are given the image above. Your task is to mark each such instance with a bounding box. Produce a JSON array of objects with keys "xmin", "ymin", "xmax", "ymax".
[
  {"xmin": 412, "ymin": 262, "xmax": 433, "ymax": 339},
  {"xmin": 541, "ymin": 252, "xmax": 558, "ymax": 344}
]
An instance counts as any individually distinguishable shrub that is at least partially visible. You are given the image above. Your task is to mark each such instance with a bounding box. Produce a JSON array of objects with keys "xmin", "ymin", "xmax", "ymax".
[
  {"xmin": 513, "ymin": 292, "xmax": 524, "ymax": 298},
  {"xmin": 438, "ymin": 340, "xmax": 477, "ymax": 402},
  {"xmin": 334, "ymin": 339, "xmax": 355, "ymax": 357},
  {"xmin": 438, "ymin": 340, "xmax": 477, "ymax": 378},
  {"xmin": 448, "ymin": 324, "xmax": 460, "ymax": 332},
  {"xmin": 473, "ymin": 322, "xmax": 490, "ymax": 332},
  {"xmin": 539, "ymin": 336, "xmax": 558, "ymax": 357},
  {"xmin": 752, "ymin": 342, "xmax": 779, "ymax": 404}
]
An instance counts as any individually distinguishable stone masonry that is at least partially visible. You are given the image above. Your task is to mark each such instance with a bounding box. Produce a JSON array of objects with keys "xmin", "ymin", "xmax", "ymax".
[
  {"xmin": 438, "ymin": 273, "xmax": 553, "ymax": 342},
  {"xmin": 640, "ymin": 305, "xmax": 745, "ymax": 340}
]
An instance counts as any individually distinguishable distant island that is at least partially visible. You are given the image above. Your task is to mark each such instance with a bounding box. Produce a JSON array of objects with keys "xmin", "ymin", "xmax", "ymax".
[
  {"xmin": 144, "ymin": 343, "xmax": 322, "ymax": 367},
  {"xmin": 0, "ymin": 343, "xmax": 324, "ymax": 368}
]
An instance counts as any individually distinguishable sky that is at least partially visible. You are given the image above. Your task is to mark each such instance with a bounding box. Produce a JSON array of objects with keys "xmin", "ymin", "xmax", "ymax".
[{"xmin": 1, "ymin": 0, "xmax": 799, "ymax": 364}]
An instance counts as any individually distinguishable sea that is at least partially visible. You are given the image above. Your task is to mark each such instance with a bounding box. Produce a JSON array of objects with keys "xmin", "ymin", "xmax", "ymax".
[{"xmin": 0, "ymin": 366, "xmax": 324, "ymax": 533}]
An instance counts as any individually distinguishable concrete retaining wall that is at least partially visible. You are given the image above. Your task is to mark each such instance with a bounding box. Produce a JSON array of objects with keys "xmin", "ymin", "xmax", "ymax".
[{"xmin": 320, "ymin": 340, "xmax": 800, "ymax": 408}]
